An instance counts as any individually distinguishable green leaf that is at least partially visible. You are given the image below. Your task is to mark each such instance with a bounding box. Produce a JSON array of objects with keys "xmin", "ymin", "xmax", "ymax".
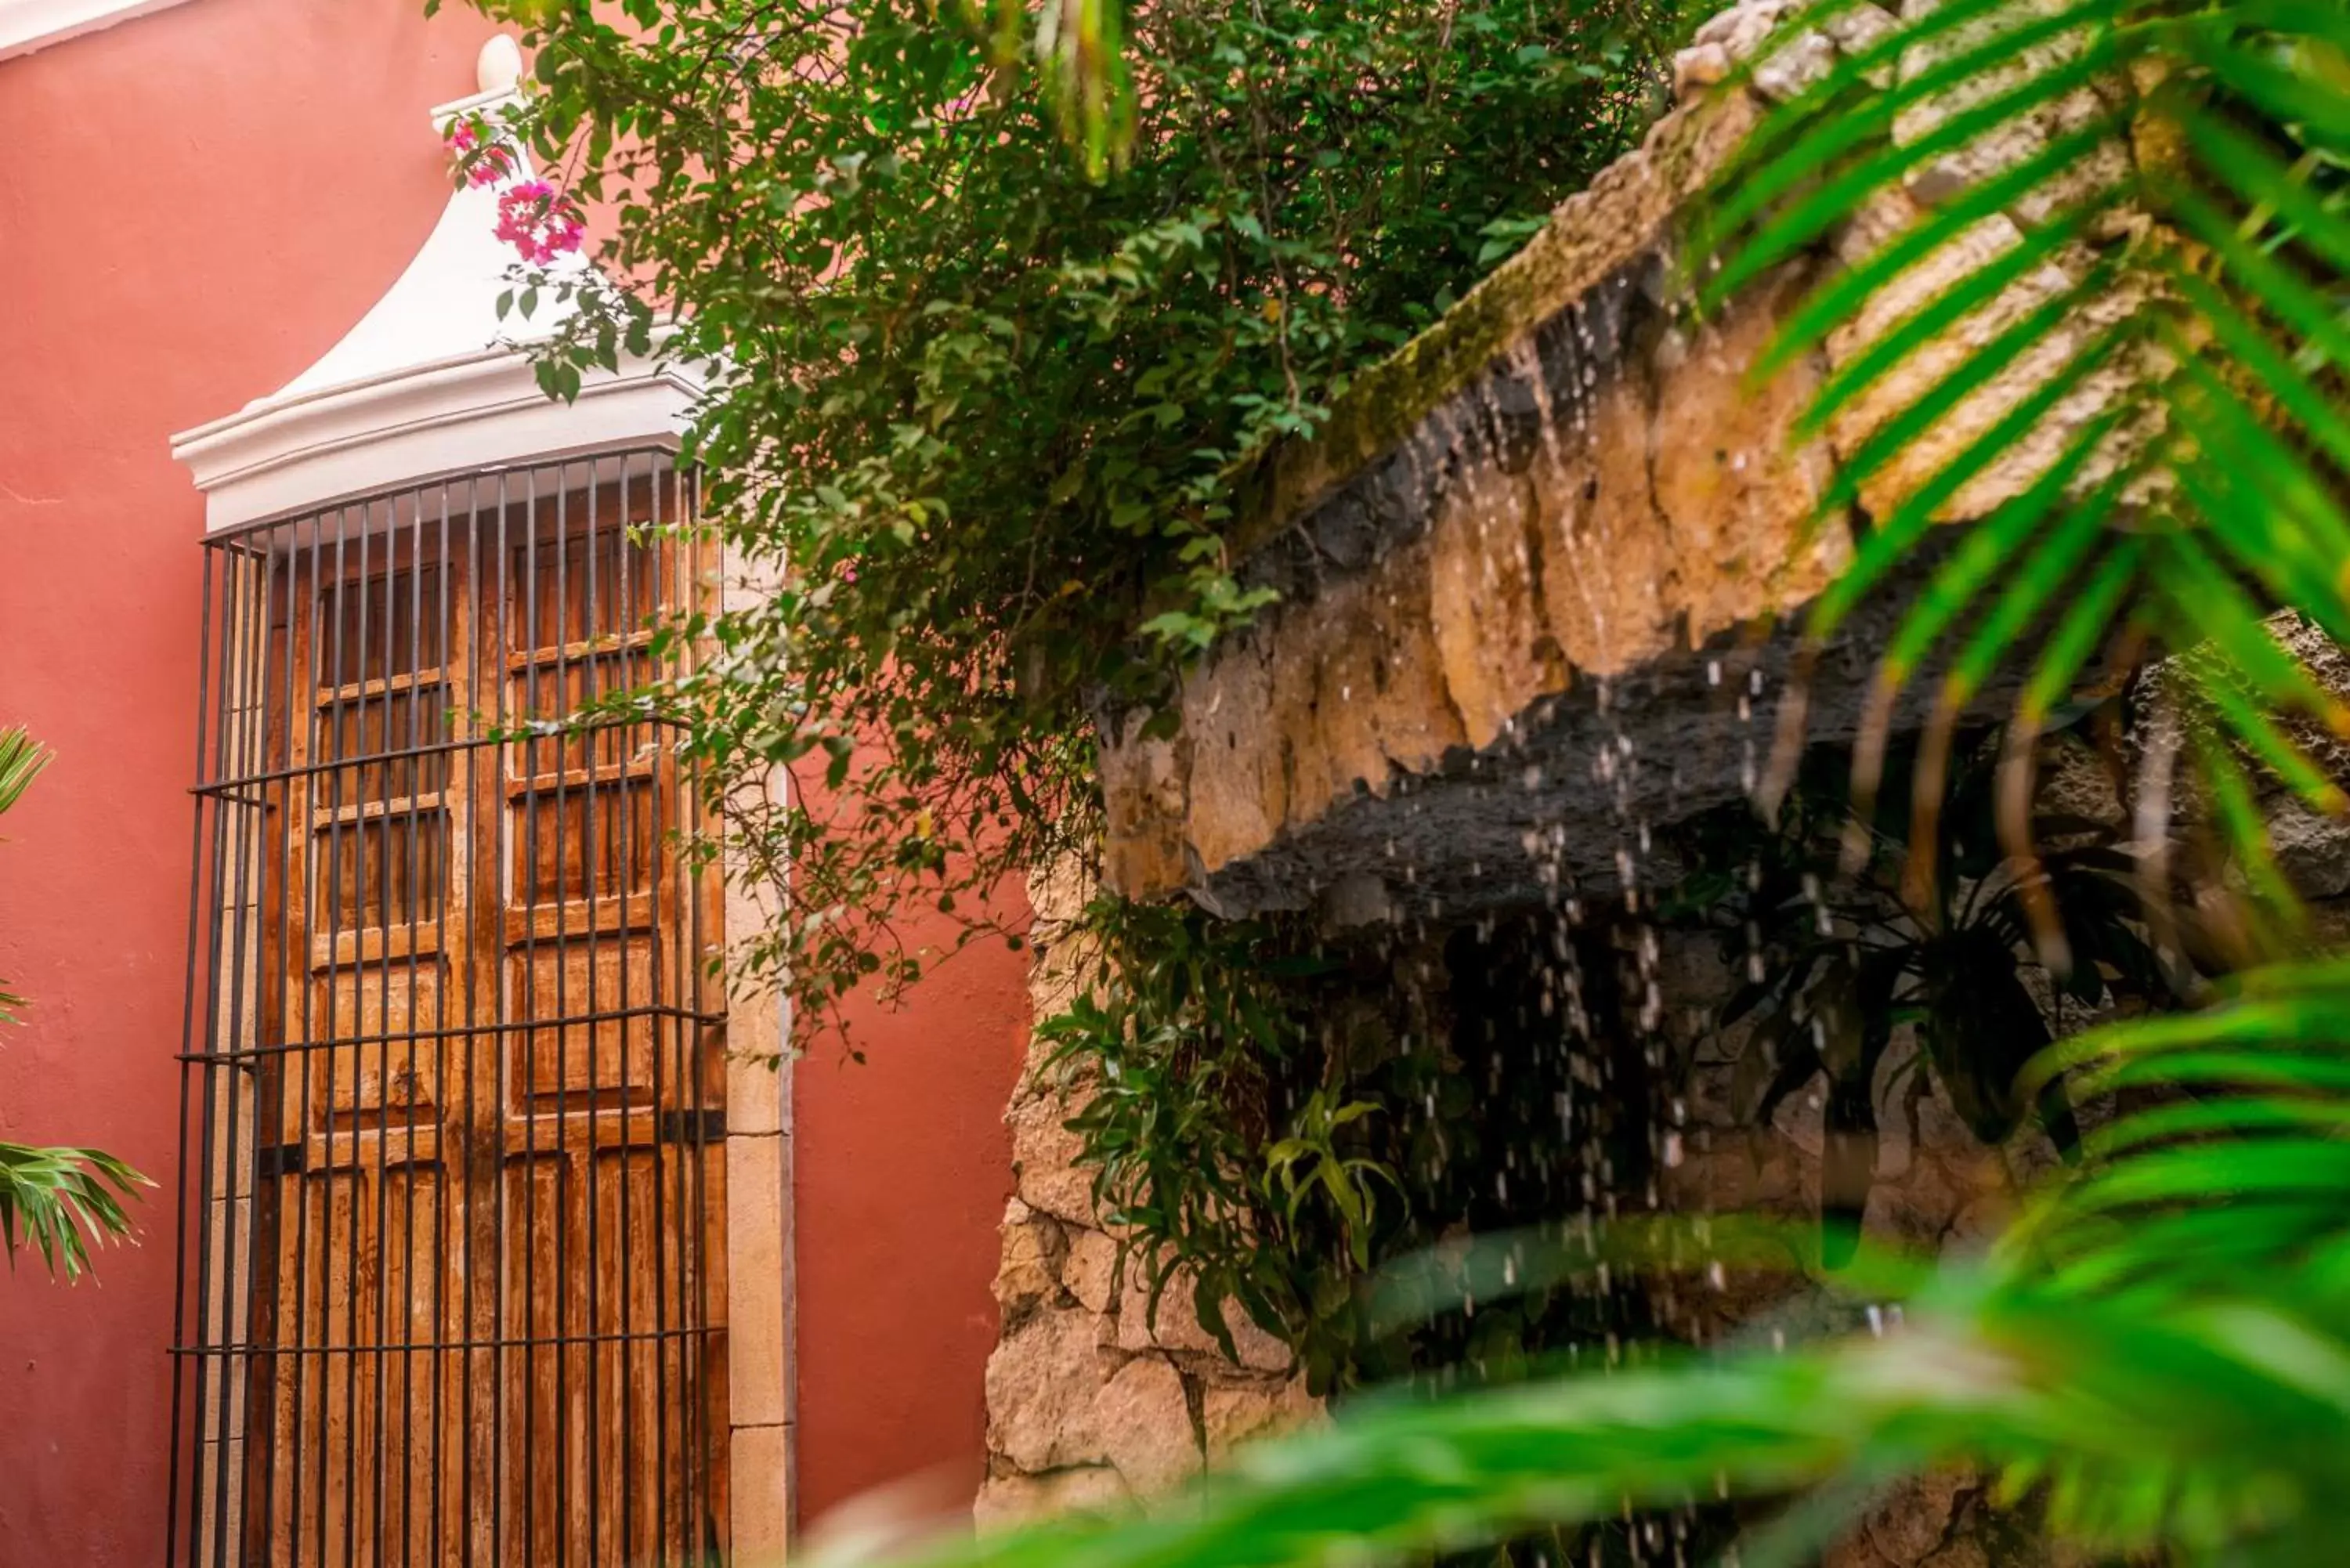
[
  {"xmin": 1806, "ymin": 312, "xmax": 2123, "ymax": 645},
  {"xmin": 1770, "ymin": 123, "xmax": 2127, "ymax": 394}
]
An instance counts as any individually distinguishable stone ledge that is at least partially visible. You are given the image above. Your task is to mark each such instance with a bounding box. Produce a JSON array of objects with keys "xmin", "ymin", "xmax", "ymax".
[
  {"xmin": 1100, "ymin": 0, "xmax": 2144, "ymax": 919},
  {"xmin": 1101, "ymin": 77, "xmax": 1850, "ymax": 915}
]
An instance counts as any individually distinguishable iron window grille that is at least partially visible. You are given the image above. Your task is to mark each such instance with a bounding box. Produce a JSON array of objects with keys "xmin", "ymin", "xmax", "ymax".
[{"xmin": 168, "ymin": 450, "xmax": 731, "ymax": 1568}]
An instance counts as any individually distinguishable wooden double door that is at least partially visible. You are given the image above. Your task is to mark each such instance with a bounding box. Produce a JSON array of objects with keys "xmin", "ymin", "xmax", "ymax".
[{"xmin": 217, "ymin": 470, "xmax": 727, "ymax": 1567}]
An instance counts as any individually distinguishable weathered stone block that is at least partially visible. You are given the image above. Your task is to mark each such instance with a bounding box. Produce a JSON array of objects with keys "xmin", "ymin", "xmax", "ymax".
[
  {"xmin": 1009, "ymin": 1089, "xmax": 1097, "ymax": 1227},
  {"xmin": 992, "ymin": 1198, "xmax": 1068, "ymax": 1321},
  {"xmin": 1428, "ymin": 464, "xmax": 1558, "ymax": 751},
  {"xmin": 1200, "ymin": 1380, "xmax": 1325, "ymax": 1465},
  {"xmin": 1861, "ymin": 1470, "xmax": 1968, "ymax": 1566},
  {"xmin": 1063, "ymin": 1225, "xmax": 1120, "ymax": 1316},
  {"xmin": 985, "ymin": 1306, "xmax": 1114, "ymax": 1474},
  {"xmin": 1112, "ymin": 1264, "xmax": 1291, "ymax": 1373},
  {"xmin": 1094, "ymin": 1355, "xmax": 1202, "ymax": 1494},
  {"xmin": 973, "ymin": 1464, "xmax": 1130, "ymax": 1531}
]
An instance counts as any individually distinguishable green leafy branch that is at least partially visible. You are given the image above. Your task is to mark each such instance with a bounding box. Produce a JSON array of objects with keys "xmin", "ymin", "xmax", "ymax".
[
  {"xmin": 468, "ymin": 0, "xmax": 1687, "ymax": 1047},
  {"xmin": 0, "ymin": 726, "xmax": 148, "ymax": 1281}
]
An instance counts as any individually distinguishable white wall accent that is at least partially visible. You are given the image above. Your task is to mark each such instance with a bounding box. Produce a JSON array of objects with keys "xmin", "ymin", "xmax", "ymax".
[
  {"xmin": 0, "ymin": 0, "xmax": 194, "ymax": 61},
  {"xmin": 171, "ymin": 50, "xmax": 702, "ymax": 533}
]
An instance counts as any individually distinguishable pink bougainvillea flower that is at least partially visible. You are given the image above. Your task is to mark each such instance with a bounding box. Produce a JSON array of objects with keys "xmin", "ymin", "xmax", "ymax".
[
  {"xmin": 465, "ymin": 146, "xmax": 516, "ymax": 188},
  {"xmin": 444, "ymin": 116, "xmax": 525, "ymax": 192},
  {"xmin": 494, "ymin": 179, "xmax": 588, "ymax": 269}
]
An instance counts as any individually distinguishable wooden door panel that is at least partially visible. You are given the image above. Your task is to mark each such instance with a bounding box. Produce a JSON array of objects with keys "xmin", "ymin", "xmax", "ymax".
[
  {"xmin": 256, "ymin": 540, "xmax": 490, "ymax": 1568},
  {"xmin": 266, "ymin": 1160, "xmax": 468, "ymax": 1568},
  {"xmin": 227, "ymin": 471, "xmax": 725, "ymax": 1568},
  {"xmin": 510, "ymin": 776, "xmax": 657, "ymax": 906},
  {"xmin": 511, "ymin": 944, "xmax": 661, "ymax": 1107},
  {"xmin": 503, "ymin": 1140, "xmax": 717, "ymax": 1568},
  {"xmin": 302, "ymin": 964, "xmax": 449, "ymax": 1118}
]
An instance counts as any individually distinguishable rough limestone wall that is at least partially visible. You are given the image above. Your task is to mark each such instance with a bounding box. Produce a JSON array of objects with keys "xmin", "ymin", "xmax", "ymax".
[
  {"xmin": 974, "ymin": 893, "xmax": 2069, "ymax": 1559},
  {"xmin": 1100, "ymin": 0, "xmax": 2163, "ymax": 920},
  {"xmin": 975, "ymin": 869, "xmax": 1321, "ymax": 1528},
  {"xmin": 979, "ymin": 728, "xmax": 2350, "ymax": 1554}
]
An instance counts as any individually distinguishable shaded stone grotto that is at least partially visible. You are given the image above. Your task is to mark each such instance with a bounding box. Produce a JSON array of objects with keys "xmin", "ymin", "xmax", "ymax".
[{"xmin": 971, "ymin": 0, "xmax": 2350, "ymax": 1562}]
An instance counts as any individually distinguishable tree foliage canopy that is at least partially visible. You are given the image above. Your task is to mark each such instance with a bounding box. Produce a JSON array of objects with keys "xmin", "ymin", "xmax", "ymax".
[{"xmin": 459, "ymin": 0, "xmax": 1686, "ymax": 1033}]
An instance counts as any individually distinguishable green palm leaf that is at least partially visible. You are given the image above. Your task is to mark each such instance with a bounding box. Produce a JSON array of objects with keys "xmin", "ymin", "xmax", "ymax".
[
  {"xmin": 848, "ymin": 963, "xmax": 2350, "ymax": 1568},
  {"xmin": 0, "ymin": 724, "xmax": 146, "ymax": 1280},
  {"xmin": 1693, "ymin": 0, "xmax": 2350, "ymax": 854},
  {"xmin": 0, "ymin": 1142, "xmax": 148, "ymax": 1282}
]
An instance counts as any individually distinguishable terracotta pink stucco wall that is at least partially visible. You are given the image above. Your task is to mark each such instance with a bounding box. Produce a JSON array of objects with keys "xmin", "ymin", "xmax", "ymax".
[
  {"xmin": 793, "ymin": 896, "xmax": 1029, "ymax": 1529},
  {"xmin": 0, "ymin": 4, "xmax": 496, "ymax": 1559},
  {"xmin": 0, "ymin": 0, "xmax": 1026, "ymax": 1555}
]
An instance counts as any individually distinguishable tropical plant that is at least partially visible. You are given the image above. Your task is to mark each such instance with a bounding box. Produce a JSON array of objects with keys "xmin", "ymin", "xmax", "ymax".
[
  {"xmin": 862, "ymin": 961, "xmax": 2350, "ymax": 1566},
  {"xmin": 1037, "ymin": 897, "xmax": 1683, "ymax": 1399},
  {"xmin": 841, "ymin": 0, "xmax": 2350, "ymax": 1561},
  {"xmin": 1661, "ymin": 717, "xmax": 2200, "ymax": 1259},
  {"xmin": 1692, "ymin": 0, "xmax": 2350, "ymax": 891},
  {"xmin": 0, "ymin": 727, "xmax": 146, "ymax": 1280}
]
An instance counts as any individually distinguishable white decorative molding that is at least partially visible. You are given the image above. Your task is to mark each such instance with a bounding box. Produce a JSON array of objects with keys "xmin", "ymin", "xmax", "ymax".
[
  {"xmin": 171, "ymin": 36, "xmax": 702, "ymax": 533},
  {"xmin": 173, "ymin": 345, "xmax": 701, "ymax": 533},
  {"xmin": 0, "ymin": 0, "xmax": 195, "ymax": 61},
  {"xmin": 473, "ymin": 30, "xmax": 522, "ymax": 93}
]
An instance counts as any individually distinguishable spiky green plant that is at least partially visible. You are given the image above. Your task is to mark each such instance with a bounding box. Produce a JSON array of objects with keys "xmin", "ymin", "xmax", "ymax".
[
  {"xmin": 1690, "ymin": 0, "xmax": 2350, "ymax": 898},
  {"xmin": 0, "ymin": 727, "xmax": 146, "ymax": 1281}
]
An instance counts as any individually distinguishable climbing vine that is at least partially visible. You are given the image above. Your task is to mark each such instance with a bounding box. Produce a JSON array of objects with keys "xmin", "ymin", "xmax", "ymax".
[{"xmin": 450, "ymin": 0, "xmax": 1687, "ymax": 1039}]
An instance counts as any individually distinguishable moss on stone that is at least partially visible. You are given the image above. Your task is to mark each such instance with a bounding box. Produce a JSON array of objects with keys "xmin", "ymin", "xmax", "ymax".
[{"xmin": 1223, "ymin": 92, "xmax": 1760, "ymax": 568}]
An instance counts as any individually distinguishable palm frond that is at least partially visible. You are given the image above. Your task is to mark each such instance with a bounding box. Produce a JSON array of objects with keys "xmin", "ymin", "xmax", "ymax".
[
  {"xmin": 853, "ymin": 963, "xmax": 2350, "ymax": 1568},
  {"xmin": 0, "ymin": 1142, "xmax": 149, "ymax": 1282},
  {"xmin": 0, "ymin": 723, "xmax": 145, "ymax": 1277},
  {"xmin": 1696, "ymin": 0, "xmax": 2350, "ymax": 854},
  {"xmin": 0, "ymin": 724, "xmax": 50, "ymax": 818}
]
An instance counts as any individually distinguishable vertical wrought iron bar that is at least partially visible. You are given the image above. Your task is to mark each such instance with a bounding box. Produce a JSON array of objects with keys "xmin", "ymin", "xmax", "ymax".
[
  {"xmin": 181, "ymin": 449, "xmax": 720, "ymax": 1568},
  {"xmin": 369, "ymin": 499, "xmax": 396, "ymax": 1568},
  {"xmin": 457, "ymin": 475, "xmax": 482, "ymax": 1568},
  {"xmin": 519, "ymin": 461, "xmax": 542, "ymax": 1568},
  {"xmin": 338, "ymin": 499, "xmax": 367, "ymax": 1568},
  {"xmin": 167, "ymin": 543, "xmax": 214, "ymax": 1568},
  {"xmin": 582, "ymin": 458, "xmax": 602, "ymax": 1568},
  {"xmin": 489, "ymin": 464, "xmax": 512, "ymax": 1568},
  {"xmin": 647, "ymin": 455, "xmax": 673, "ymax": 1564},
  {"xmin": 430, "ymin": 481, "xmax": 453, "ymax": 1568},
  {"xmin": 616, "ymin": 453, "xmax": 638, "ymax": 1563},
  {"xmin": 551, "ymin": 461, "xmax": 573, "ymax": 1568},
  {"xmin": 395, "ymin": 490, "xmax": 425, "ymax": 1568},
  {"xmin": 685, "ymin": 464, "xmax": 714, "ymax": 1563}
]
